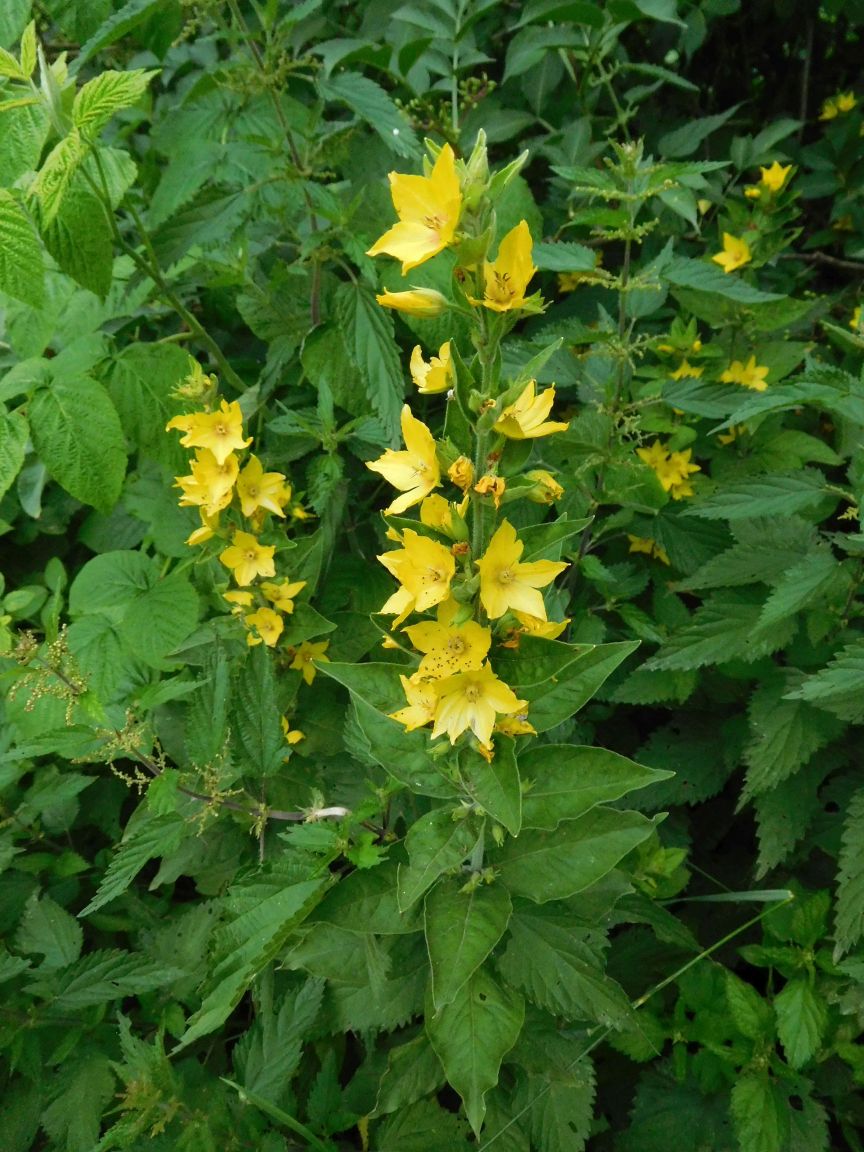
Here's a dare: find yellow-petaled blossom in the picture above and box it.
[431,663,528,748]
[851,305,862,332]
[720,356,769,392]
[174,449,239,515]
[744,186,762,200]
[476,519,567,620]
[236,456,291,518]
[187,508,221,547]
[637,441,701,501]
[389,674,439,732]
[837,92,857,112]
[493,380,569,439]
[474,475,506,509]
[219,530,276,586]
[420,494,468,540]
[166,399,252,465]
[245,606,284,648]
[378,530,455,614]
[281,716,304,745]
[495,714,537,738]
[367,143,462,273]
[260,579,306,613]
[224,589,254,613]
[375,288,449,316]
[448,456,474,491]
[411,342,454,394]
[627,536,671,565]
[821,93,856,120]
[379,585,415,628]
[404,603,492,679]
[468,220,537,312]
[759,162,792,192]
[290,640,330,686]
[524,470,564,504]
[711,233,751,274]
[367,405,441,515]
[669,360,703,380]
[511,611,570,640]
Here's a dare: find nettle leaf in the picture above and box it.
[0,188,43,306]
[787,637,864,723]
[725,971,774,1042]
[774,977,827,1070]
[758,551,841,629]
[27,949,185,1010]
[754,757,832,878]
[14,892,82,970]
[688,470,833,521]
[516,1062,597,1152]
[40,1049,115,1152]
[426,967,524,1136]
[72,69,157,136]
[374,1098,473,1151]
[834,787,864,960]
[519,745,673,829]
[232,644,284,776]
[494,808,662,902]
[397,809,478,912]
[80,811,185,916]
[29,376,127,513]
[499,905,631,1026]
[425,878,512,1010]
[312,860,422,935]
[233,977,324,1106]
[678,516,818,592]
[337,281,405,443]
[731,1072,789,1152]
[0,406,28,500]
[619,1067,736,1152]
[663,256,783,303]
[328,933,428,1036]
[318,71,421,159]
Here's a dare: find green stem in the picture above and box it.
[220,1079,334,1152]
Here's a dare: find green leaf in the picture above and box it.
[834,787,864,959]
[658,106,740,157]
[425,878,512,1010]
[499,905,631,1026]
[518,1063,596,1152]
[374,1098,473,1151]
[30,130,90,225]
[72,69,157,135]
[118,568,199,667]
[14,892,82,970]
[494,808,661,902]
[0,406,28,501]
[312,860,422,935]
[458,741,521,836]
[0,188,43,306]
[232,644,284,776]
[689,470,832,521]
[75,0,168,66]
[29,376,127,512]
[664,255,784,304]
[233,977,324,1106]
[754,759,828,878]
[678,517,817,591]
[519,745,673,829]
[758,551,839,628]
[318,71,421,159]
[337,281,405,442]
[426,967,524,1136]
[725,971,774,1041]
[80,811,185,916]
[397,809,477,911]
[41,185,114,297]
[40,1050,115,1152]
[788,638,864,724]
[373,1033,447,1117]
[731,1073,789,1152]
[774,977,827,1070]
[0,0,29,49]
[27,949,185,1010]
[645,591,795,672]
[532,240,596,271]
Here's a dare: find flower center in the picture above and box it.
[464,684,480,702]
[498,567,514,585]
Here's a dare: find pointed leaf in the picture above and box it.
[425,878,512,1010]
[459,741,521,835]
[397,810,477,911]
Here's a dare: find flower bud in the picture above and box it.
[375,288,448,317]
[524,470,565,504]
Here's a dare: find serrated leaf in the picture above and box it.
[373,1033,447,1117]
[834,787,864,959]
[234,977,324,1107]
[725,971,774,1041]
[41,185,113,297]
[80,811,185,916]
[689,470,831,521]
[318,71,420,159]
[731,1073,789,1152]
[0,406,28,501]
[75,0,167,66]
[232,644,284,776]
[774,977,827,1069]
[40,1050,115,1152]
[27,949,185,1010]
[678,517,817,591]
[14,892,82,970]
[312,860,421,935]
[0,188,43,306]
[374,1098,473,1151]
[29,376,127,512]
[754,757,831,878]
[425,878,511,1010]
[521,1063,596,1152]
[758,551,839,628]
[30,130,89,225]
[645,591,795,672]
[337,281,404,442]
[72,68,157,135]
[426,967,524,1136]
[664,256,782,303]
[788,638,864,723]
[397,810,477,911]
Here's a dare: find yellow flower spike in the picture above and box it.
[236,456,291,518]
[720,356,769,391]
[375,288,449,317]
[260,579,306,614]
[244,606,284,648]
[669,360,703,380]
[469,219,537,312]
[404,603,492,680]
[744,186,762,200]
[493,379,569,439]
[430,663,528,747]
[448,456,474,492]
[410,341,454,394]
[367,143,462,273]
[290,640,330,686]
[420,494,467,540]
[524,470,565,504]
[665,450,701,500]
[378,529,456,614]
[476,519,567,620]
[819,97,838,120]
[166,399,252,465]
[389,674,439,732]
[473,475,506,509]
[218,530,276,586]
[711,233,752,274]
[759,162,792,193]
[636,440,670,472]
[366,405,441,515]
[174,449,239,515]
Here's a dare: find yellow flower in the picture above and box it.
[224,589,254,613]
[851,305,862,332]
[820,97,838,120]
[627,536,670,565]
[637,441,701,501]
[404,603,491,679]
[245,606,284,648]
[759,162,792,192]
[219,530,276,586]
[291,502,313,521]
[525,470,564,504]
[431,663,528,748]
[744,186,762,200]
[260,579,306,613]
[389,674,439,732]
[636,440,669,472]
[473,474,506,509]
[378,529,455,614]
[711,233,751,274]
[236,456,291,518]
[186,507,221,546]
[511,611,570,640]
[166,399,252,465]
[290,639,330,686]
[717,424,746,446]
[281,716,304,745]
[669,360,703,380]
[558,272,581,293]
[837,92,857,114]
[410,342,454,394]
[448,456,474,492]
[367,143,462,273]
[420,494,468,540]
[469,220,537,312]
[366,405,441,515]
[493,380,568,439]
[174,449,239,515]
[476,519,567,620]
[495,714,536,738]
[375,288,448,317]
[720,356,769,391]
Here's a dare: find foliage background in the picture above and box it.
[1,1,864,1150]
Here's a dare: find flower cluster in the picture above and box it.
[819,91,857,121]
[637,440,701,501]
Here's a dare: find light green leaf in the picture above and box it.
[532,240,596,271]
[725,971,774,1041]
[458,741,521,836]
[519,745,673,829]
[72,69,157,135]
[0,406,28,501]
[117,568,199,667]
[109,343,192,465]
[425,878,512,1010]
[14,892,82,970]
[426,967,524,1136]
[731,1073,789,1152]
[0,188,43,306]
[318,71,421,159]
[30,130,89,225]
[494,808,662,902]
[41,185,113,297]
[397,809,477,911]
[774,977,827,1069]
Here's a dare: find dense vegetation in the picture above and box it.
[1,2,863,1149]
